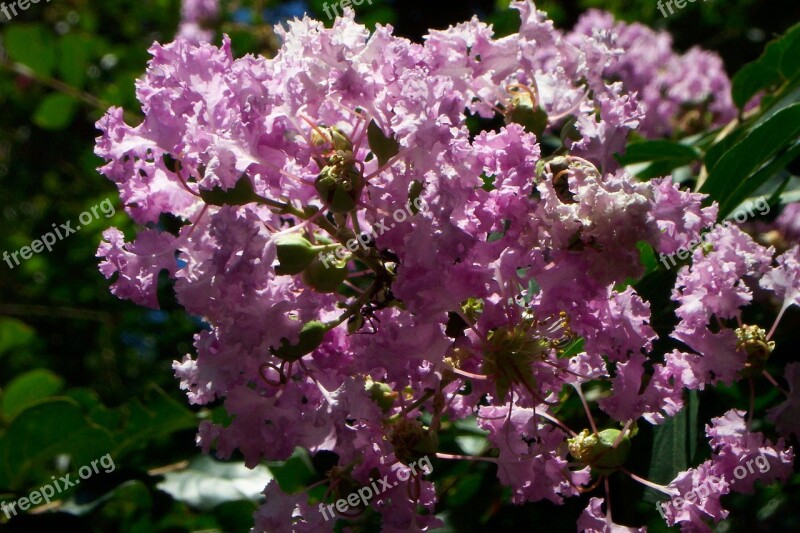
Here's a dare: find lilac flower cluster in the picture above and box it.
[94,2,798,531]
[569,10,735,137]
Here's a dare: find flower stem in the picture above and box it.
[621,468,677,496]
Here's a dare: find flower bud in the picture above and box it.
[315,161,365,214]
[302,256,348,293]
[736,324,775,377]
[505,91,548,138]
[568,428,631,476]
[271,320,328,362]
[367,380,398,412]
[311,126,353,152]
[199,175,263,206]
[275,234,318,275]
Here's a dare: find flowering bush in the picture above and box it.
[94,1,800,531]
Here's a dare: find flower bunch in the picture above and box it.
[95,2,799,531]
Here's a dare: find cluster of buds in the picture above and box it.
[736,324,776,378]
[312,127,366,214]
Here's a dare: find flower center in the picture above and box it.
[736,324,775,377]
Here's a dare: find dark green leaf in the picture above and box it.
[33,94,79,130]
[445,472,484,506]
[109,385,198,457]
[215,500,259,533]
[646,391,699,492]
[731,23,800,108]
[268,450,317,494]
[704,128,746,174]
[58,33,92,88]
[616,141,700,179]
[4,24,57,77]
[1,369,64,420]
[780,24,800,80]
[0,399,115,489]
[0,318,35,357]
[718,141,800,218]
[700,103,800,210]
[616,140,700,166]
[367,119,400,166]
[732,62,781,110]
[637,241,658,277]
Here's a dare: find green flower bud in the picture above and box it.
[505,92,548,138]
[311,126,353,152]
[271,320,328,362]
[315,162,365,214]
[199,175,264,206]
[568,428,631,476]
[367,381,398,412]
[275,234,318,275]
[302,256,348,293]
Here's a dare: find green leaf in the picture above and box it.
[157,456,272,510]
[33,94,79,130]
[704,128,746,174]
[64,387,123,430]
[780,27,800,79]
[267,449,317,494]
[559,338,585,359]
[0,318,35,357]
[3,24,57,77]
[645,391,699,500]
[616,140,700,179]
[616,140,700,167]
[445,472,484,506]
[58,33,92,89]
[0,399,115,489]
[367,119,400,166]
[718,142,800,218]
[700,103,800,212]
[637,241,658,277]
[732,63,781,110]
[215,500,260,533]
[109,385,198,457]
[731,23,800,108]
[1,369,64,420]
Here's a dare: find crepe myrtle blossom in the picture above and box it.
[94,2,798,531]
[652,410,793,532]
[568,9,735,138]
